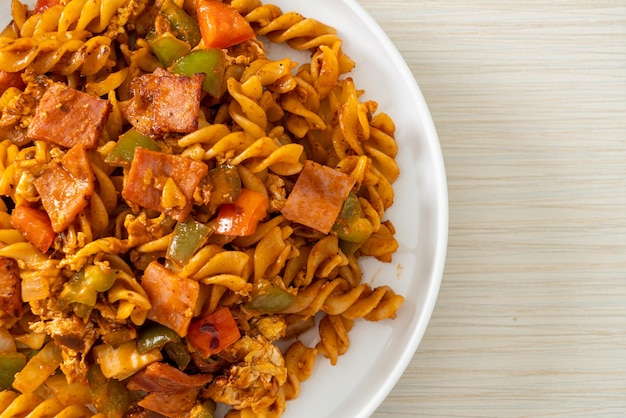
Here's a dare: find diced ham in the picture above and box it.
[27,83,111,149]
[280,160,356,234]
[122,147,208,222]
[137,387,200,416]
[34,145,95,232]
[123,68,203,137]
[0,257,21,319]
[126,362,212,392]
[0,71,25,96]
[141,261,200,337]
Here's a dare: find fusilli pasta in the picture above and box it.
[0,0,405,416]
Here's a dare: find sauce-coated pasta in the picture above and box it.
[0,0,404,416]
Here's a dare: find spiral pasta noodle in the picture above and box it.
[0,390,97,418]
[0,0,405,416]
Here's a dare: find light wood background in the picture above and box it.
[360,1,626,417]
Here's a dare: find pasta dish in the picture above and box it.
[0,0,404,416]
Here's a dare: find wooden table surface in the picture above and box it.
[360,1,626,417]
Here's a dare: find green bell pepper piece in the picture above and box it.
[105,128,160,167]
[163,340,191,371]
[170,49,226,98]
[88,364,132,418]
[249,282,295,313]
[207,164,241,214]
[58,265,117,310]
[335,217,374,243]
[167,219,211,264]
[146,0,201,67]
[149,33,192,67]
[159,0,201,48]
[332,192,374,254]
[190,399,217,418]
[0,351,26,390]
[136,323,180,355]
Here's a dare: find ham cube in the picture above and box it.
[137,387,200,417]
[281,160,356,234]
[123,68,203,137]
[141,261,199,338]
[34,145,94,232]
[27,83,110,149]
[126,362,213,392]
[122,147,208,222]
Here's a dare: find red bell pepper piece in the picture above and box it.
[215,188,267,236]
[196,0,255,48]
[10,206,55,252]
[187,306,240,358]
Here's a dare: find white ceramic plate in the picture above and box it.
[0,1,448,417]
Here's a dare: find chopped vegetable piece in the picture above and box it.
[0,257,21,320]
[146,12,188,66]
[187,306,240,358]
[196,0,255,49]
[141,261,200,337]
[0,328,16,352]
[122,147,208,222]
[189,400,217,418]
[167,219,211,264]
[249,282,295,313]
[10,206,55,253]
[93,340,163,380]
[207,164,240,214]
[136,323,181,354]
[34,144,95,232]
[215,188,267,236]
[12,341,62,393]
[281,160,356,234]
[88,364,132,418]
[44,373,92,407]
[0,352,26,390]
[149,33,192,67]
[57,264,117,311]
[332,192,374,254]
[27,83,110,149]
[104,128,160,167]
[163,340,191,370]
[160,0,201,47]
[124,68,204,137]
[170,49,226,98]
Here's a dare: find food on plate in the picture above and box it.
[0,0,404,415]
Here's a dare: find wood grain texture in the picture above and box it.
[358,1,626,417]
